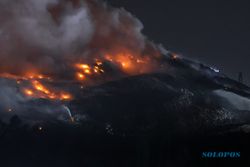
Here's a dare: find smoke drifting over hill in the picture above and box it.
[0,0,161,76]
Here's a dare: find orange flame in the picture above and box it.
[24,89,34,96]
[104,52,150,73]
[0,51,156,102]
[77,72,86,80]
[75,61,105,81]
[22,79,72,101]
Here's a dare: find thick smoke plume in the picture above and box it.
[0,0,164,123]
[0,0,160,76]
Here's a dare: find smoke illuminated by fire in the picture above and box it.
[0,0,166,103]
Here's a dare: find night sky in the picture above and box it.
[107,0,250,85]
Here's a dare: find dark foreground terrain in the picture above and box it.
[1,56,250,167]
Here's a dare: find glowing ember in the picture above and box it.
[38,126,43,131]
[60,93,72,100]
[77,73,86,80]
[24,89,34,96]
[32,80,50,94]
[96,61,102,66]
[75,61,105,81]
[170,53,178,60]
[76,64,90,70]
[84,69,91,74]
[105,55,113,62]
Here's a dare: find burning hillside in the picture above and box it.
[0,50,166,102]
[0,0,166,103]
[1,0,248,123]
[0,1,250,167]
